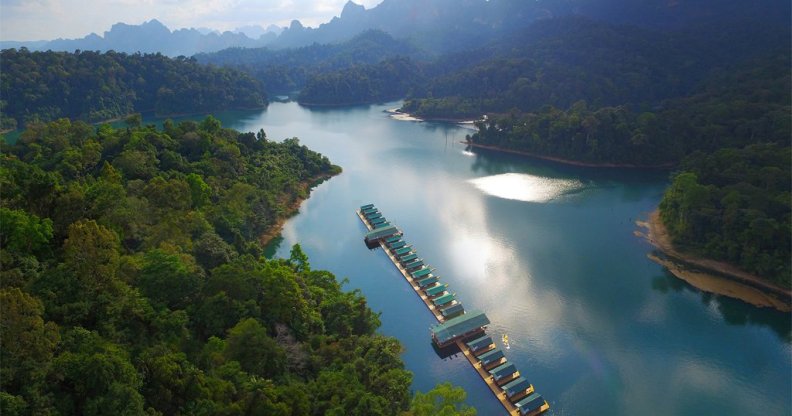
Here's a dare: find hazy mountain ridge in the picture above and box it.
[4,0,787,57]
[1,19,277,57]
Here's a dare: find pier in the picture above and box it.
[357,204,550,416]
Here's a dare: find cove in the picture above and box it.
[193,101,789,415]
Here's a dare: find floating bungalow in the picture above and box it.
[514,393,549,416]
[440,302,465,319]
[465,334,495,354]
[430,310,490,348]
[477,347,506,369]
[424,283,448,297]
[416,275,439,288]
[502,376,534,401]
[489,363,519,385]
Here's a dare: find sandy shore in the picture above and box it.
[466,142,675,169]
[636,210,791,312]
[386,108,481,124]
[259,173,336,247]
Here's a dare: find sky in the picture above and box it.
[0,0,384,41]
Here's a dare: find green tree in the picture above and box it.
[406,382,477,416]
[0,207,53,255]
[49,328,145,416]
[0,288,60,401]
[224,318,286,379]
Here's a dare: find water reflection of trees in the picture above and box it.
[651,268,791,343]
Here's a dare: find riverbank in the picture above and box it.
[636,210,791,312]
[259,172,338,247]
[466,141,675,169]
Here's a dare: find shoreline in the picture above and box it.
[1,105,269,136]
[466,142,675,169]
[637,210,791,312]
[259,172,337,247]
[386,108,482,124]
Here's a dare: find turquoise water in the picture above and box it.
[206,102,789,414]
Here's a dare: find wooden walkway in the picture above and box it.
[357,210,524,416]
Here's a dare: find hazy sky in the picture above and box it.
[0,0,384,41]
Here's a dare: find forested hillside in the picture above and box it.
[196,30,422,94]
[402,17,788,118]
[465,54,790,165]
[659,145,791,288]
[297,57,420,105]
[0,118,474,415]
[0,49,266,130]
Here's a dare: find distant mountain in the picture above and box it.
[268,0,790,52]
[3,19,276,57]
[234,24,284,39]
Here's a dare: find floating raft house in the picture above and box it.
[440,302,465,319]
[514,393,549,415]
[478,347,505,368]
[425,284,448,297]
[466,334,495,353]
[489,363,519,383]
[430,310,490,348]
[357,204,549,415]
[502,376,533,400]
[416,275,439,287]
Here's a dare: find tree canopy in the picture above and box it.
[0,49,267,130]
[0,118,475,415]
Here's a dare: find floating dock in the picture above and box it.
[357,204,550,416]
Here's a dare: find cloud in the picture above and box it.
[0,0,384,41]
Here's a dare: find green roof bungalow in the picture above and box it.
[404,259,424,270]
[424,283,448,297]
[502,376,533,401]
[488,363,518,384]
[394,246,412,255]
[411,267,433,278]
[364,225,400,248]
[399,253,418,263]
[477,347,505,368]
[514,393,549,415]
[360,203,374,210]
[366,213,383,222]
[386,236,403,244]
[432,293,455,307]
[362,207,378,215]
[370,217,387,225]
[416,275,439,287]
[374,222,391,229]
[465,334,494,353]
[388,241,407,250]
[430,310,490,348]
[440,303,465,319]
[364,210,381,218]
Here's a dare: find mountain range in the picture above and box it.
[0,19,278,57]
[4,0,788,56]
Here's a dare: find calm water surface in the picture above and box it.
[216,102,790,415]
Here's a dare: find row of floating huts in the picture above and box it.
[358,203,550,416]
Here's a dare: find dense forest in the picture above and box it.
[196,30,422,95]
[0,118,475,415]
[466,53,790,165]
[401,17,789,118]
[659,145,791,288]
[297,57,420,105]
[0,49,266,130]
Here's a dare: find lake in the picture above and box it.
[201,102,789,415]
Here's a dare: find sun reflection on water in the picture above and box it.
[468,172,584,202]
